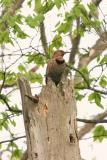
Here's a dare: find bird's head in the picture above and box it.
[52,50,65,58]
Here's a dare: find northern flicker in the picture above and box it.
[46,50,66,85]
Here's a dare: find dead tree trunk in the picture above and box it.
[18,77,81,160]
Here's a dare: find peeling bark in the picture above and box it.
[19,77,81,160]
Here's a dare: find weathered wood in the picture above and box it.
[19,77,81,160]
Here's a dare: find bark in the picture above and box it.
[18,77,81,160]
[40,22,48,57]
[1,0,25,16]
[69,0,102,64]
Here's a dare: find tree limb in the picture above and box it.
[0,69,6,93]
[92,0,102,6]
[0,135,26,144]
[77,118,107,123]
[0,94,22,113]
[78,109,107,139]
[69,0,102,64]
[75,32,107,84]
[2,0,25,16]
[40,22,48,57]
[69,18,81,64]
[79,32,107,67]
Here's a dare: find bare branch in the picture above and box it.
[0,82,17,88]
[75,32,107,84]
[81,134,107,141]
[69,0,102,64]
[69,18,81,64]
[80,33,107,67]
[40,22,48,57]
[78,109,107,139]
[0,135,26,144]
[77,118,107,123]
[68,64,107,95]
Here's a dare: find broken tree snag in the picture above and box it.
[18,77,81,160]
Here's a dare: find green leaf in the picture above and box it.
[1,0,14,7]
[10,104,21,114]
[10,119,16,127]
[72,26,85,38]
[57,21,71,34]
[5,71,17,85]
[80,67,88,75]
[93,125,107,142]
[88,2,97,15]
[100,55,107,64]
[34,0,42,13]
[51,34,63,49]
[0,119,4,130]
[9,14,23,25]
[27,0,32,7]
[17,31,28,39]
[8,142,18,149]
[41,1,54,14]
[54,0,62,9]
[88,92,103,108]
[0,31,11,44]
[79,67,89,83]
[25,16,36,28]
[11,149,22,159]
[0,94,9,104]
[13,24,28,39]
[75,92,85,101]
[3,121,8,130]
[18,64,26,73]
[99,76,107,88]
[27,72,43,84]
[26,14,44,28]
[74,3,89,18]
[27,53,45,66]
[0,71,4,80]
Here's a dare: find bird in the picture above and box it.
[46,50,66,86]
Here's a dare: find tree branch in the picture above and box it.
[77,118,107,123]
[69,18,81,64]
[78,109,107,139]
[79,33,107,67]
[0,94,22,113]
[69,0,102,64]
[92,0,102,6]
[40,22,48,57]
[67,64,107,95]
[0,69,6,93]
[75,85,107,95]
[75,32,107,84]
[2,0,25,16]
[0,135,26,144]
